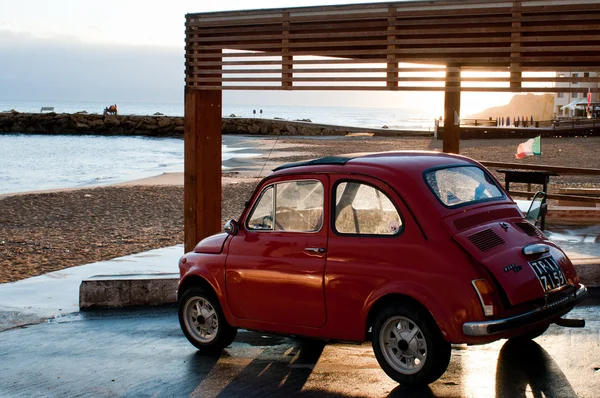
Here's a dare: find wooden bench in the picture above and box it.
[557,188,600,207]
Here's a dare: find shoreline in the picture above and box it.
[2,134,600,198]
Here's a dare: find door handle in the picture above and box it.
[304,247,326,254]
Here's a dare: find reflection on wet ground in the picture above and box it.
[1,303,599,397]
[545,224,600,258]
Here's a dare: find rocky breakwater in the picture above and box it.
[0,112,429,137]
[0,111,185,136]
[223,117,429,137]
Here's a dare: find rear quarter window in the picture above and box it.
[425,165,503,208]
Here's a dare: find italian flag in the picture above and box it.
[515,136,541,159]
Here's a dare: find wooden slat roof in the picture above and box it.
[185,0,600,92]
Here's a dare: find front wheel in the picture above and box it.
[372,304,451,385]
[179,286,237,354]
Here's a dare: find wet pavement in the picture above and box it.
[1,300,599,397]
[545,224,600,259]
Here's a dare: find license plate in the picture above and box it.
[529,256,567,293]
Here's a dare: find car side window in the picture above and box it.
[275,180,323,232]
[247,180,324,232]
[334,181,402,235]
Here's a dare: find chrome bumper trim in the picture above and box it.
[463,284,587,336]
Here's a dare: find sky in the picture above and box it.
[0,0,517,116]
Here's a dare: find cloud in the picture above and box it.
[0,30,184,103]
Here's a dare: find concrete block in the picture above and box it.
[574,263,600,288]
[79,273,179,310]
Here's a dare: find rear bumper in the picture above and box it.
[463,284,588,336]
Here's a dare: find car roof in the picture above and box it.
[272,151,476,175]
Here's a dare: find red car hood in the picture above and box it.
[193,233,229,254]
[452,220,579,306]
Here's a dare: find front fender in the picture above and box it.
[177,253,235,324]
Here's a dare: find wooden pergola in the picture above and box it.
[184,0,600,251]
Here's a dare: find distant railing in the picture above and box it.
[459,117,598,129]
[553,117,598,129]
[461,118,498,127]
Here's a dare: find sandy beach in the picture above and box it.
[1,135,599,283]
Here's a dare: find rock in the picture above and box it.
[296,118,312,123]
[285,123,298,135]
[153,112,164,116]
[88,119,104,129]
[138,123,159,131]
[229,114,237,117]
[104,116,121,126]
[248,124,261,134]
[75,111,89,114]
[157,118,171,128]
[76,122,90,130]
[382,125,389,129]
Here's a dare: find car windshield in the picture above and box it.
[425,166,503,207]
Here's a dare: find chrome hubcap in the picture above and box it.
[380,316,427,374]
[184,296,219,343]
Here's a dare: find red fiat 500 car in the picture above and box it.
[177,151,587,385]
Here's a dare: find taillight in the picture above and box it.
[472,279,495,317]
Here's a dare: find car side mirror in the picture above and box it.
[526,191,546,226]
[224,219,239,235]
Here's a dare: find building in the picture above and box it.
[554,71,600,117]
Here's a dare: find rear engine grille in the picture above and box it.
[468,229,505,252]
[453,208,521,232]
[514,221,546,238]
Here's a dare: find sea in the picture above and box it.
[0,100,436,195]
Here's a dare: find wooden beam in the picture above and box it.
[480,162,600,175]
[443,65,461,154]
[184,89,223,252]
[509,190,600,203]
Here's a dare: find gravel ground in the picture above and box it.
[1,135,598,283]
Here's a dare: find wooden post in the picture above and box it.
[443,65,461,154]
[184,90,222,252]
[282,12,292,89]
[510,1,522,92]
[386,6,398,90]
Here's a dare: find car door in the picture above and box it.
[225,175,329,328]
[323,175,430,337]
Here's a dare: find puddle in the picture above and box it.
[545,225,600,258]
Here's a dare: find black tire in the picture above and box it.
[509,323,550,343]
[371,303,451,385]
[178,286,237,354]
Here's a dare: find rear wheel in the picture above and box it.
[372,303,451,385]
[179,286,237,354]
